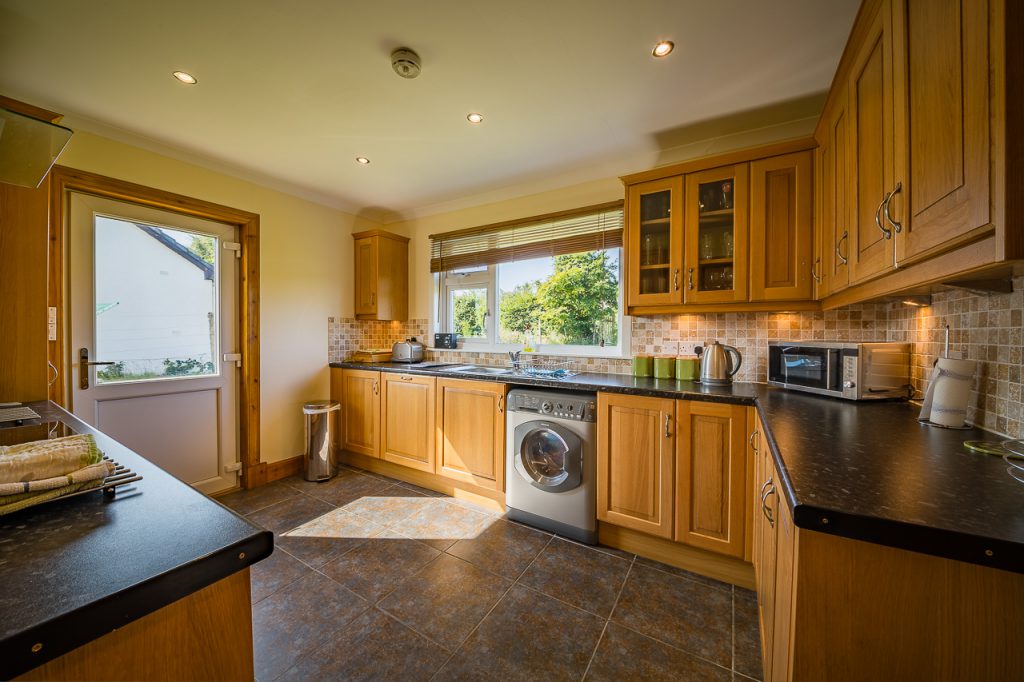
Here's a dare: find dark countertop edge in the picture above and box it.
[332,361,1024,574]
[2,529,273,680]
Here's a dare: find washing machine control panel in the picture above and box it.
[508,391,597,422]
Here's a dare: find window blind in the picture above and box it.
[429,200,624,273]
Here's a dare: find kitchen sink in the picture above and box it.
[404,362,460,369]
[448,365,514,375]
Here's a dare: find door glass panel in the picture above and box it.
[521,428,570,485]
[696,178,736,294]
[638,189,672,295]
[94,215,219,384]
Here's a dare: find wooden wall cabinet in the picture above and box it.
[683,164,749,304]
[675,401,749,557]
[596,393,675,539]
[621,140,818,315]
[381,373,436,473]
[749,152,813,301]
[434,378,506,491]
[352,230,409,321]
[626,177,684,307]
[338,368,381,457]
[815,0,1015,307]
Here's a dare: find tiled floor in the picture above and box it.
[219,466,763,681]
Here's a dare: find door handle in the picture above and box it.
[663,414,671,438]
[811,258,821,284]
[372,380,379,395]
[673,269,680,291]
[761,480,776,527]
[883,181,903,234]
[836,230,849,265]
[79,347,114,390]
[687,267,694,290]
[400,375,413,381]
[497,395,504,414]
[875,190,893,239]
[749,429,759,451]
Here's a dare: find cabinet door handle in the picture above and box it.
[883,181,903,234]
[759,478,771,498]
[664,414,671,438]
[875,191,893,239]
[673,269,680,291]
[836,230,849,265]
[400,375,413,381]
[749,429,759,451]
[761,481,776,527]
[687,267,694,290]
[811,258,821,284]
[370,292,376,306]
[497,395,504,414]
[373,380,378,395]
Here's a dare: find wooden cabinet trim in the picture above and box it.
[620,138,816,186]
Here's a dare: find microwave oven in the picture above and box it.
[767,341,912,400]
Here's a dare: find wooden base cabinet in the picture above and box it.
[381,373,435,473]
[338,369,380,458]
[434,378,506,491]
[596,393,675,539]
[675,401,748,557]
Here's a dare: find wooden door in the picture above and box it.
[675,401,748,557]
[626,177,684,308]
[749,151,813,302]
[340,369,380,457]
[824,96,852,294]
[435,378,506,491]
[771,494,797,682]
[756,440,780,677]
[374,235,409,321]
[892,0,991,264]
[683,164,749,304]
[847,0,897,284]
[381,373,435,473]
[596,393,674,539]
[353,236,378,317]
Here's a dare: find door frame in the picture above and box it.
[47,166,265,489]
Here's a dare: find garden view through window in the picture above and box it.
[93,215,220,384]
[447,247,620,351]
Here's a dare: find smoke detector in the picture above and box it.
[391,48,421,79]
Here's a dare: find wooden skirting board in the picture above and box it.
[600,523,755,590]
[16,569,254,681]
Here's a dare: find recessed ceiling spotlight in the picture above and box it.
[652,41,675,58]
[172,71,198,84]
[355,156,370,165]
[467,112,484,124]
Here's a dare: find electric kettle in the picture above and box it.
[699,340,742,385]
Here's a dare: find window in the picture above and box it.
[431,201,627,356]
[437,247,626,356]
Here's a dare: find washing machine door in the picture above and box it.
[513,421,582,493]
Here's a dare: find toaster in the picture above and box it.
[391,337,424,362]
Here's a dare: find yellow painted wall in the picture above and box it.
[59,131,379,464]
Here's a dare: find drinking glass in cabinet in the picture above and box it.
[700,232,715,260]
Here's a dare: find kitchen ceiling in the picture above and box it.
[0,0,859,221]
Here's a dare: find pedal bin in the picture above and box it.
[303,400,340,482]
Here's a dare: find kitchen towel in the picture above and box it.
[0,460,114,497]
[0,479,107,516]
[918,358,977,428]
[0,434,104,484]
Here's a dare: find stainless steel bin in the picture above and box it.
[303,400,340,482]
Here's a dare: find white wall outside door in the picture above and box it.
[69,193,240,494]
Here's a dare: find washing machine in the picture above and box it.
[505,388,598,544]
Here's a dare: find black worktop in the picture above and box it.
[0,402,273,679]
[333,361,1024,573]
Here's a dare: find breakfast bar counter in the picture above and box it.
[0,401,273,680]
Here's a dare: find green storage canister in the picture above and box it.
[653,356,675,379]
[632,355,653,377]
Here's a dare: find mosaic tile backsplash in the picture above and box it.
[329,276,1023,437]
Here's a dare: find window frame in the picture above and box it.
[434,248,630,358]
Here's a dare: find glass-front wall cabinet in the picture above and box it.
[684,164,748,304]
[627,177,683,307]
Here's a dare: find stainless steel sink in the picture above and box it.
[448,365,514,375]
[404,362,460,369]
